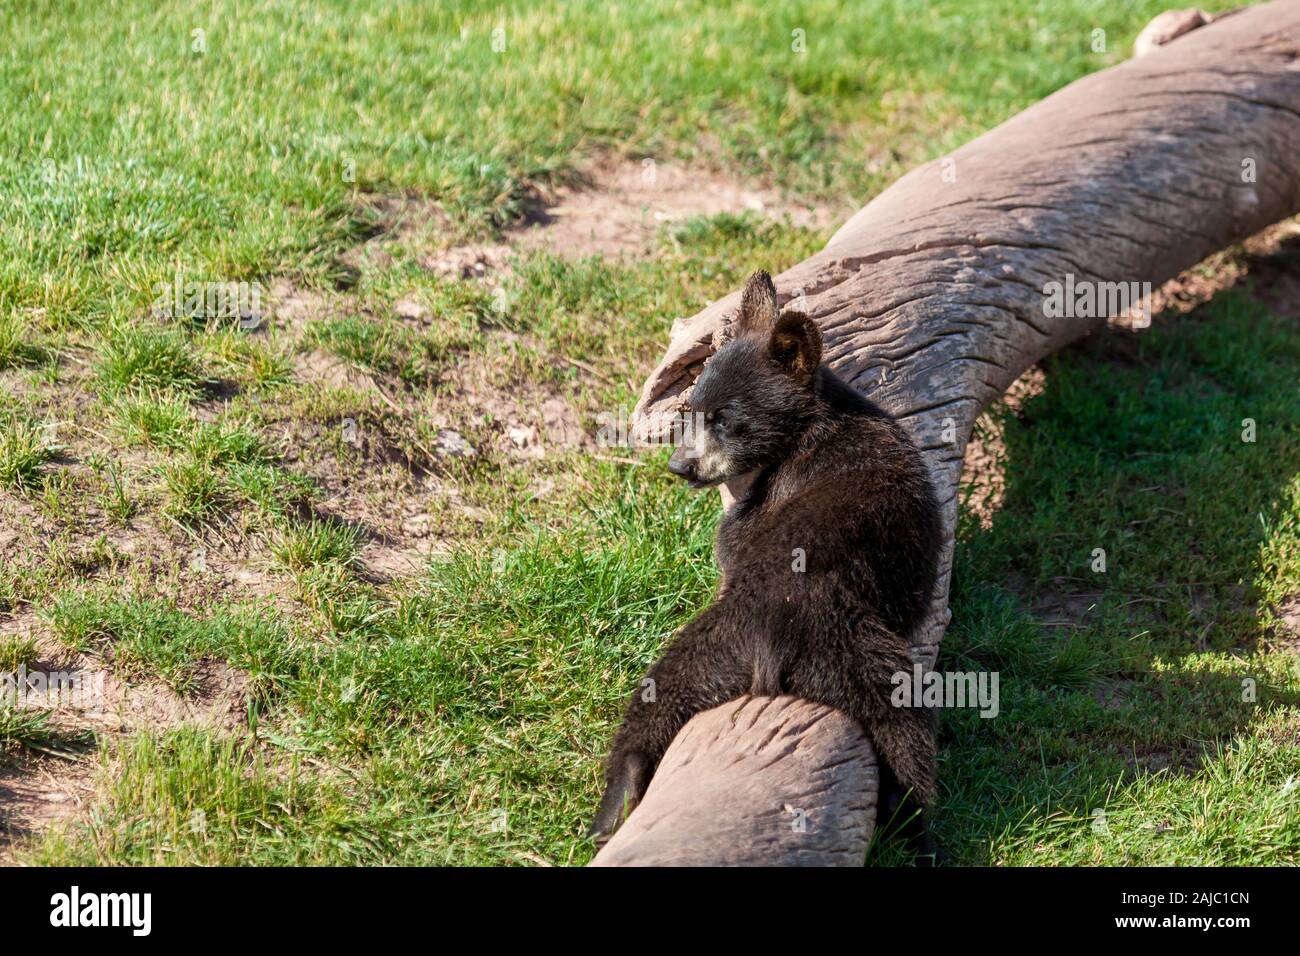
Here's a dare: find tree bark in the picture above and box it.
[599,2,1300,865]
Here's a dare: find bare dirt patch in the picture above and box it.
[1092,679,1138,713]
[6,613,252,736]
[1270,593,1300,651]
[275,344,600,578]
[85,659,249,734]
[0,756,96,865]
[0,631,252,862]
[504,157,829,257]
[960,365,1047,529]
[293,347,390,400]
[437,343,597,459]
[355,157,834,278]
[263,279,335,335]
[361,536,452,580]
[1030,589,1105,631]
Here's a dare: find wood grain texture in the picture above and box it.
[591,696,878,866]
[602,4,1300,866]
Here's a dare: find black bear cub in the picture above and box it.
[590,270,942,848]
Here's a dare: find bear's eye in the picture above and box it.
[711,408,730,430]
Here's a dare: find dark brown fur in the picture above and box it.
[590,271,941,850]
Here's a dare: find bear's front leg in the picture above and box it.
[588,747,652,844]
[588,609,750,844]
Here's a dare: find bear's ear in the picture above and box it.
[768,311,822,382]
[736,270,779,334]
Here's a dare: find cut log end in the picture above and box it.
[1133,8,1215,57]
[590,696,878,867]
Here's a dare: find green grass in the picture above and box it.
[916,296,1300,866]
[0,413,53,492]
[202,329,294,392]
[303,315,449,385]
[0,706,60,764]
[0,312,45,370]
[159,458,230,526]
[44,592,300,696]
[0,635,39,673]
[143,416,308,526]
[97,324,205,396]
[272,519,363,576]
[34,729,327,866]
[2,0,1289,867]
[110,392,195,447]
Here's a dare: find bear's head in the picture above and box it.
[668,270,822,488]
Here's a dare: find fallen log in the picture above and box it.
[594,2,1300,865]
